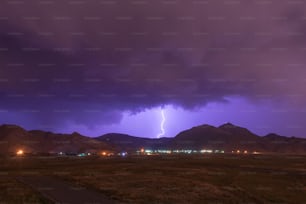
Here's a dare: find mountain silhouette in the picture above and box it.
[96,133,172,151]
[0,124,113,155]
[1,123,306,155]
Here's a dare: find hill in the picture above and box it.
[171,123,306,153]
[171,123,262,151]
[96,133,171,151]
[0,124,114,155]
[97,123,306,154]
[1,123,306,154]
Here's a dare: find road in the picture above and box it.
[17,176,118,204]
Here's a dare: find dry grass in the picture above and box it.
[0,176,51,204]
[0,155,306,203]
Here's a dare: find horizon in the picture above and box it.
[1,120,301,140]
[2,101,304,138]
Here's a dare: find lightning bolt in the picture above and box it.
[157,109,166,138]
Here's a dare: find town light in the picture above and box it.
[17,150,24,156]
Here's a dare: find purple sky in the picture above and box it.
[1,0,306,138]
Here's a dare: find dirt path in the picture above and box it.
[17,176,118,204]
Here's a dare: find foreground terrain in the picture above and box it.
[0,154,305,203]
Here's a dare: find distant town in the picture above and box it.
[14,148,261,158]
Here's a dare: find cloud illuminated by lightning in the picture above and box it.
[157,109,166,138]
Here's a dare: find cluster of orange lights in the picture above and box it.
[16,150,24,156]
[101,151,113,156]
[232,150,248,154]
[232,150,260,154]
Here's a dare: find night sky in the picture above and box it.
[1,0,306,138]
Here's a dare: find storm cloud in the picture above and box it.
[1,0,306,131]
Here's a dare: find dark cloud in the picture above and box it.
[1,0,306,129]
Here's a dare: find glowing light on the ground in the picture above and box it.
[157,109,166,138]
[16,149,24,156]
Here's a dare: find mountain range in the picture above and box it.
[0,124,114,155]
[1,123,306,155]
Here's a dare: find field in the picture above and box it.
[0,154,306,204]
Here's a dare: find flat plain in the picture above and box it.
[0,154,305,204]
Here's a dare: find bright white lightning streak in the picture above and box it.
[157,110,166,138]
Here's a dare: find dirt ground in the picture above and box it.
[0,154,305,203]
